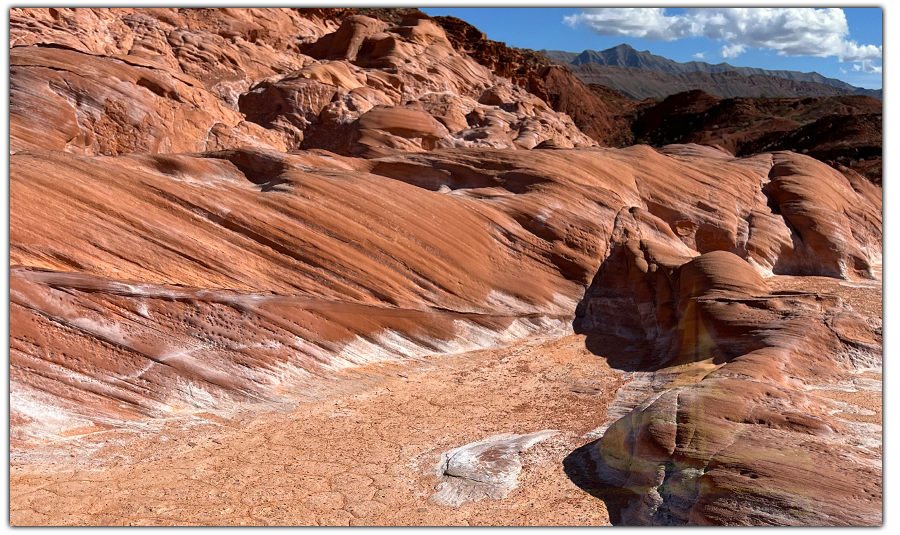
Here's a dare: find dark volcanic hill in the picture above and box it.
[542,44,881,99]
[629,90,882,183]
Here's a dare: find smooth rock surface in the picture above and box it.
[430,431,559,506]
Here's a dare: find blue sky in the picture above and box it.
[421,8,882,89]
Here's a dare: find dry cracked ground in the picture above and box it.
[11,335,622,526]
[9,273,880,526]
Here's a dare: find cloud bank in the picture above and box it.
[563,8,881,63]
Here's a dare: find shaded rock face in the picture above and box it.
[536,66,634,147]
[430,431,559,506]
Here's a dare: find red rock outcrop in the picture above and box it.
[434,15,552,91]
[11,144,880,444]
[9,8,338,155]
[11,8,593,159]
[8,8,883,527]
[561,147,881,525]
[10,45,284,155]
[536,66,635,147]
[434,15,637,147]
[238,14,594,154]
[10,7,337,97]
[571,249,881,525]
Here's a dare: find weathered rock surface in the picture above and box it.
[244,14,594,154]
[10,8,594,158]
[9,334,623,526]
[430,431,559,506]
[10,45,285,155]
[10,7,337,92]
[8,7,883,527]
[435,15,553,91]
[10,144,880,446]
[9,7,338,155]
[536,65,635,147]
[434,15,636,148]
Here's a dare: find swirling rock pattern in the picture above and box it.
[9,7,881,527]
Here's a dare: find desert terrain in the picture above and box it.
[9,8,882,526]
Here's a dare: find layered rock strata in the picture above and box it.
[8,8,882,527]
[11,144,880,445]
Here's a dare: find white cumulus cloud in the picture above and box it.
[692,52,705,59]
[840,42,883,62]
[563,7,692,40]
[853,59,882,73]
[564,8,881,62]
[721,44,745,58]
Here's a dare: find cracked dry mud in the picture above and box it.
[10,335,623,526]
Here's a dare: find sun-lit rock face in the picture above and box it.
[10,8,595,159]
[10,143,880,444]
[10,46,287,155]
[9,7,337,88]
[8,8,882,527]
[9,7,336,155]
[240,14,595,155]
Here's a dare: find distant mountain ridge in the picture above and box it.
[541,44,881,99]
[570,64,864,101]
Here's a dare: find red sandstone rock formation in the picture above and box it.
[433,15,636,147]
[8,8,882,527]
[11,8,594,159]
[571,250,881,525]
[11,144,880,440]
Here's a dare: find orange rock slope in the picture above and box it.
[9,7,882,527]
